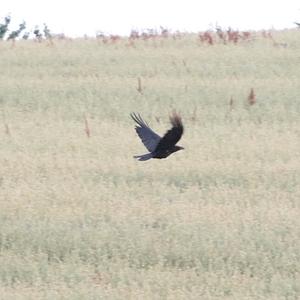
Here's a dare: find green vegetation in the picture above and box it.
[0,30,300,299]
[0,15,51,41]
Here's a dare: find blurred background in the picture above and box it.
[2,0,300,37]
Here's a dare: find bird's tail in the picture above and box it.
[133,153,153,161]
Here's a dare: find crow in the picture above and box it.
[131,112,184,161]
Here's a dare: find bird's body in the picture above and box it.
[131,112,184,161]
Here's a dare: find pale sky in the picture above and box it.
[2,0,300,37]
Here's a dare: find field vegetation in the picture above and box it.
[0,29,300,299]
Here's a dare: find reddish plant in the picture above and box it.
[204,31,214,45]
[216,27,227,44]
[84,115,91,138]
[229,96,234,110]
[129,30,139,40]
[4,123,10,136]
[137,77,143,94]
[110,35,121,43]
[248,88,256,105]
[199,31,214,45]
[242,31,251,40]
[227,29,240,44]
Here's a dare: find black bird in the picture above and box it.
[131,112,184,161]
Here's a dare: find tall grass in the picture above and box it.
[0,30,300,299]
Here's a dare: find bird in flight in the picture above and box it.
[131,112,184,161]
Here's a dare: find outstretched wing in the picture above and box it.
[131,113,161,152]
[155,112,184,151]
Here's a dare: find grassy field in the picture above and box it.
[0,30,300,299]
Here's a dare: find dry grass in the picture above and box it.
[0,30,300,299]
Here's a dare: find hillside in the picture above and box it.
[0,30,300,299]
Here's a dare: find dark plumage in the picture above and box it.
[131,112,184,161]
